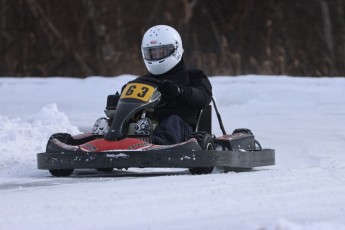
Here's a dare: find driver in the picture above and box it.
[137,25,213,145]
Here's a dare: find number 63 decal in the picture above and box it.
[121,83,155,102]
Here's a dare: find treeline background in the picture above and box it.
[1,0,344,77]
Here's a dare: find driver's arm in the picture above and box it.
[177,70,212,109]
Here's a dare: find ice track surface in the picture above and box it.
[0,75,345,230]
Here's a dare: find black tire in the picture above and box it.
[189,133,214,175]
[189,167,214,175]
[46,133,75,153]
[49,169,74,177]
[46,133,74,152]
[48,133,73,144]
[232,128,253,135]
[254,139,263,151]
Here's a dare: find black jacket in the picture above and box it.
[140,60,212,126]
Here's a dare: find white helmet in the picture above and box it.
[141,25,184,75]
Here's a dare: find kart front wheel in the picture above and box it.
[49,169,74,177]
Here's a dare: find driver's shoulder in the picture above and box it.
[186,68,208,78]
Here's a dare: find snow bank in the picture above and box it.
[0,104,80,177]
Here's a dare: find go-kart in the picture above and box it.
[37,77,275,176]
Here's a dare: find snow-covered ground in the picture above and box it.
[0,75,344,230]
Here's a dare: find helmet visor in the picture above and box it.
[143,44,176,61]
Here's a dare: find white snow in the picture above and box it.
[0,75,345,230]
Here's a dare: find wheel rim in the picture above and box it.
[205,142,213,150]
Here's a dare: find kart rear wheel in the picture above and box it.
[254,139,263,151]
[49,169,74,177]
[189,133,214,175]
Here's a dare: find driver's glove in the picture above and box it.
[159,80,184,98]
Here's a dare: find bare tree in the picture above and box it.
[0,0,344,77]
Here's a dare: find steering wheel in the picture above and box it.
[133,76,162,86]
[131,77,169,109]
